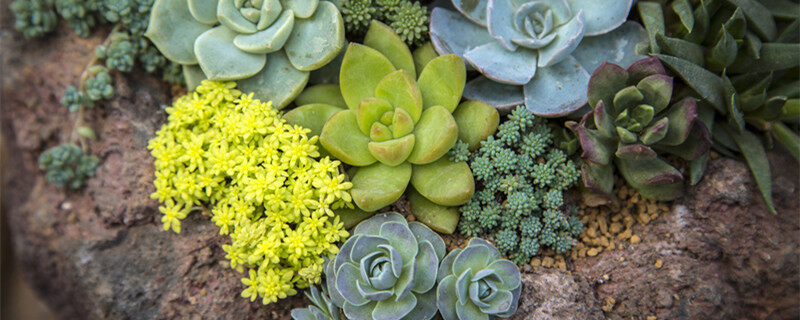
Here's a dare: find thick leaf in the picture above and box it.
[283,103,344,138]
[437,275,459,320]
[760,0,800,20]
[537,12,585,67]
[284,1,345,71]
[336,207,375,229]
[320,110,377,166]
[182,64,206,91]
[365,20,416,78]
[456,300,489,320]
[626,55,666,84]
[655,54,726,113]
[402,288,438,320]
[567,0,633,36]
[368,135,416,166]
[188,0,218,25]
[636,74,673,113]
[524,56,590,117]
[485,0,525,51]
[375,70,424,122]
[572,21,649,73]
[430,7,496,58]
[412,241,439,293]
[407,222,447,261]
[351,162,412,211]
[462,76,525,110]
[281,0,319,19]
[343,301,378,320]
[728,43,800,74]
[353,212,409,236]
[671,0,693,33]
[637,1,665,53]
[567,119,613,165]
[579,159,615,206]
[413,42,439,76]
[706,26,739,71]
[772,122,800,161]
[453,0,489,26]
[721,124,777,214]
[295,84,346,109]
[195,26,267,80]
[340,43,397,110]
[463,42,537,86]
[233,10,294,54]
[407,106,459,164]
[236,50,309,109]
[407,188,460,234]
[146,0,212,64]
[727,0,778,41]
[337,262,369,306]
[656,34,704,66]
[417,55,467,112]
[357,97,394,135]
[452,100,500,151]
[587,62,629,112]
[615,156,684,201]
[410,157,475,206]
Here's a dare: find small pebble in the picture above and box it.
[654,259,663,269]
[601,298,616,312]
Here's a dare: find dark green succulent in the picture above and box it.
[638,0,800,214]
[38,144,100,189]
[10,0,58,39]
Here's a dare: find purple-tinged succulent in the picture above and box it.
[566,57,712,204]
[436,238,521,320]
[430,0,648,116]
[325,212,446,320]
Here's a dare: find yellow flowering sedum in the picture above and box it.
[148,81,353,304]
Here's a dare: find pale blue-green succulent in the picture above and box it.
[325,212,446,320]
[145,0,345,108]
[436,238,521,320]
[291,285,343,320]
[430,0,647,116]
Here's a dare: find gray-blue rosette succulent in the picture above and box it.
[325,212,447,320]
[437,238,521,320]
[145,0,345,108]
[430,0,648,116]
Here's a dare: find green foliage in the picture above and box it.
[324,212,446,320]
[334,0,429,47]
[96,32,135,72]
[447,140,470,163]
[61,86,87,113]
[291,284,343,320]
[638,0,800,214]
[148,81,354,304]
[458,106,582,265]
[54,0,101,37]
[38,143,99,189]
[436,238,521,320]
[83,66,114,101]
[10,0,58,39]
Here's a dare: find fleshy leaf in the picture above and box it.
[357,97,394,135]
[182,64,207,91]
[453,0,489,26]
[236,50,309,109]
[365,21,417,78]
[463,41,537,86]
[281,0,318,18]
[412,241,439,293]
[567,0,633,36]
[437,275,459,320]
[655,34,704,67]
[344,301,378,320]
[572,21,649,73]
[195,26,267,80]
[485,259,520,290]
[417,55,467,112]
[485,0,523,51]
[320,110,377,166]
[284,1,345,71]
[626,56,666,84]
[375,70,423,122]
[188,0,218,25]
[408,188,460,234]
[233,10,294,54]
[353,212,408,236]
[728,43,800,74]
[462,76,525,110]
[659,98,698,146]
[655,54,726,113]
[452,100,500,151]
[456,293,490,320]
[407,106,459,164]
[524,56,590,117]
[637,1,665,54]
[350,162,412,211]
[636,74,673,113]
[408,221,447,260]
[217,0,257,34]
[413,42,439,76]
[615,156,684,201]
[283,103,344,138]
[146,0,212,64]
[430,8,496,58]
[410,157,475,206]
[727,0,777,41]
[368,135,416,166]
[452,246,490,277]
[295,84,347,109]
[537,12,585,67]
[337,262,370,306]
[587,61,629,112]
[340,44,397,110]
[567,119,613,165]
[579,159,615,205]
[380,222,419,263]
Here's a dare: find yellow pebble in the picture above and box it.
[602,298,616,312]
[630,235,641,244]
[647,316,657,320]
[655,259,663,269]
[587,247,601,257]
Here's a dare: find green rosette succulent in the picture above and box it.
[285,21,499,231]
[324,212,447,320]
[429,0,649,116]
[436,238,521,320]
[145,0,345,108]
[567,57,712,204]
[291,285,343,320]
[637,0,800,214]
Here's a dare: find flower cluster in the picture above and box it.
[148,81,354,304]
[458,106,583,265]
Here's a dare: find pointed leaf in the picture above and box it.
[671,0,693,33]
[365,20,416,78]
[237,50,309,109]
[721,124,777,214]
[772,122,800,161]
[637,1,665,53]
[407,106,459,164]
[411,157,475,206]
[656,34,704,66]
[579,159,615,205]
[728,43,800,74]
[727,0,778,41]
[340,44,397,110]
[655,54,726,113]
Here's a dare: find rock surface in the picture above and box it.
[2,4,798,320]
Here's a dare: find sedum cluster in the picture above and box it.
[456,106,583,265]
[148,80,353,304]
[37,143,99,189]
[333,0,428,46]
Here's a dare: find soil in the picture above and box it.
[2,3,798,320]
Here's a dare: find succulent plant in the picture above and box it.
[145,0,345,108]
[285,21,499,230]
[291,284,344,320]
[325,212,447,320]
[436,238,522,320]
[429,0,649,116]
[566,57,712,204]
[637,0,800,214]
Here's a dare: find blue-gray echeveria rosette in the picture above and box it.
[145,0,345,108]
[325,212,447,320]
[437,238,522,320]
[430,0,648,116]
